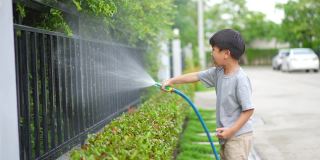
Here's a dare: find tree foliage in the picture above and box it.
[173,0,197,48]
[172,0,199,67]
[205,0,280,45]
[15,0,175,46]
[34,0,175,79]
[277,0,320,49]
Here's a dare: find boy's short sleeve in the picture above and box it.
[198,67,217,88]
[236,76,254,111]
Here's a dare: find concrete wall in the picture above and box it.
[0,0,20,159]
[249,38,290,49]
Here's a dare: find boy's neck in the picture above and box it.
[223,60,240,75]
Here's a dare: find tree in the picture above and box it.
[205,0,280,45]
[173,0,198,48]
[277,0,320,49]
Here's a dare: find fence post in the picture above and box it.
[172,28,182,77]
[0,0,20,159]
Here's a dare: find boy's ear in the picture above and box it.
[224,49,231,59]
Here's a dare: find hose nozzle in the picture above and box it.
[154,82,174,92]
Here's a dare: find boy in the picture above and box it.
[162,29,254,160]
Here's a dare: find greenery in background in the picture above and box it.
[70,85,194,159]
[277,0,320,51]
[205,0,320,57]
[173,0,199,67]
[204,0,282,65]
[205,0,280,45]
[16,2,26,19]
[36,0,175,45]
[16,0,176,77]
[195,82,214,92]
[177,109,220,160]
[39,9,73,36]
[77,0,174,78]
[245,48,278,65]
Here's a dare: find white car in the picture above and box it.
[272,49,290,70]
[281,48,319,72]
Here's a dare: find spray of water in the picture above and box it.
[93,50,156,94]
[76,13,156,94]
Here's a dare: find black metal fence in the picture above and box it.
[14,24,143,159]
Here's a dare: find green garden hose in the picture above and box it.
[154,82,220,160]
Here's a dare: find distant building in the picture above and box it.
[249,38,289,49]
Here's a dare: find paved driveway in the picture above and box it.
[246,67,320,160]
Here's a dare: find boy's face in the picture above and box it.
[211,46,230,66]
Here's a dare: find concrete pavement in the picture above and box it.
[246,67,320,160]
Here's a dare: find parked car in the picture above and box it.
[281,48,319,72]
[272,49,290,70]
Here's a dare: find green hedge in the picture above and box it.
[245,48,277,65]
[70,85,194,160]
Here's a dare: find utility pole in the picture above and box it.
[198,0,205,69]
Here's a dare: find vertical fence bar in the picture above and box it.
[92,44,98,123]
[30,32,41,158]
[88,42,94,125]
[55,36,63,145]
[106,45,111,117]
[68,38,74,140]
[85,41,89,127]
[48,35,56,150]
[95,44,100,121]
[115,47,119,113]
[107,44,111,117]
[81,39,87,134]
[94,44,99,122]
[102,45,107,118]
[61,37,69,142]
[108,45,113,114]
[89,42,94,125]
[40,33,49,153]
[77,39,84,134]
[74,40,79,136]
[23,31,32,160]
[67,38,74,139]
[110,45,115,114]
[83,41,89,129]
[113,45,117,114]
[89,43,94,124]
[103,45,108,118]
[98,44,103,121]
[15,29,24,160]
[100,44,104,120]
[70,38,78,137]
[84,41,89,128]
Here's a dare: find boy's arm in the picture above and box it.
[161,72,200,90]
[216,109,254,139]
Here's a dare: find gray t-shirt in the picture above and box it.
[198,67,254,143]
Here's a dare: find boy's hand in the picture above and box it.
[216,128,235,139]
[161,79,174,92]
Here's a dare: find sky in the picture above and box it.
[206,0,289,24]
[245,0,288,24]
